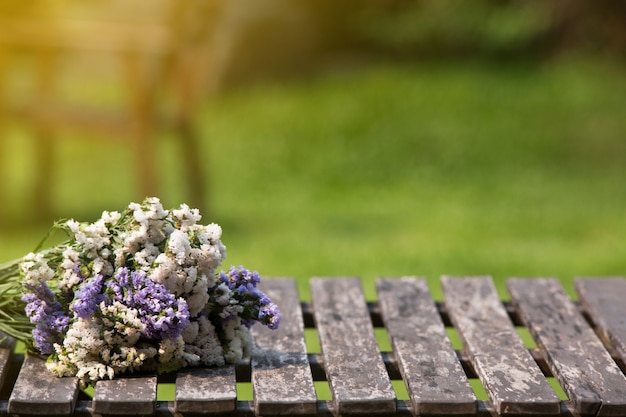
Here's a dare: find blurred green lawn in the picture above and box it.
[1,56,625,301]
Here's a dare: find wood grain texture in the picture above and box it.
[175,366,237,414]
[508,278,626,417]
[251,279,317,415]
[311,278,396,415]
[575,278,626,361]
[0,334,14,392]
[442,276,560,415]
[92,375,157,415]
[8,354,78,415]
[376,277,476,415]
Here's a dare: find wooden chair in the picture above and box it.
[0,0,221,221]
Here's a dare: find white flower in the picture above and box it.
[20,252,54,286]
[151,253,176,282]
[63,318,104,353]
[213,283,232,306]
[158,337,185,364]
[221,317,253,364]
[183,316,226,366]
[203,223,223,242]
[185,285,210,317]
[107,346,157,373]
[219,302,244,319]
[134,243,160,272]
[100,302,145,345]
[65,218,111,259]
[58,247,83,290]
[49,318,113,385]
[76,362,114,384]
[181,321,199,344]
[100,210,121,225]
[92,257,113,276]
[168,230,192,265]
[172,204,201,230]
[122,225,149,253]
[66,219,81,235]
[143,197,169,220]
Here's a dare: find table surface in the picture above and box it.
[2,276,626,417]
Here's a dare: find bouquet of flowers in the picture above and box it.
[0,197,280,386]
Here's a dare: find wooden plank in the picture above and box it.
[575,278,626,361]
[8,354,78,415]
[0,334,15,392]
[175,366,237,414]
[251,278,317,415]
[376,277,476,415]
[92,375,157,415]
[442,276,560,415]
[508,278,626,417]
[311,278,396,415]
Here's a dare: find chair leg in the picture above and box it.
[124,50,158,200]
[178,117,207,216]
[131,115,158,201]
[0,48,7,226]
[33,133,54,222]
[32,47,57,222]
[172,51,207,215]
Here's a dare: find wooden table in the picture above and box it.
[2,277,626,416]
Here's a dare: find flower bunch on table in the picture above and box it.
[0,197,280,386]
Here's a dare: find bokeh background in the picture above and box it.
[1,0,625,302]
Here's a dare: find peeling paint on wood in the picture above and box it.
[251,279,317,415]
[575,278,626,363]
[442,276,560,415]
[376,277,476,415]
[175,366,237,414]
[92,375,157,415]
[0,334,14,391]
[508,278,626,417]
[311,278,396,415]
[8,354,78,415]
[6,277,626,416]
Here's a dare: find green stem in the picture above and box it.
[0,258,34,344]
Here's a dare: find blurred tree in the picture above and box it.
[205,0,625,92]
[547,0,626,55]
[351,0,553,59]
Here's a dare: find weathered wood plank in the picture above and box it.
[0,334,15,392]
[442,276,560,415]
[175,366,237,414]
[376,277,476,415]
[575,278,626,361]
[251,278,317,415]
[92,375,157,415]
[8,354,78,415]
[508,278,626,417]
[311,278,396,415]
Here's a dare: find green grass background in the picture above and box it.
[1,55,624,401]
[2,56,626,302]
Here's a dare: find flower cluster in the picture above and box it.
[211,266,282,330]
[1,198,280,386]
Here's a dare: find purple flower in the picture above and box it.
[259,303,281,330]
[219,266,261,290]
[213,266,280,330]
[71,274,106,319]
[106,268,190,341]
[72,263,86,283]
[22,282,70,355]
